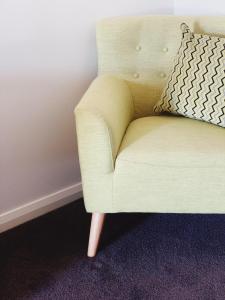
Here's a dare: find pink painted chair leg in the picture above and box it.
[87,213,106,257]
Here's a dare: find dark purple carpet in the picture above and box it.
[1,199,225,300]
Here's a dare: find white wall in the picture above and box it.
[174,0,225,15]
[0,0,173,228]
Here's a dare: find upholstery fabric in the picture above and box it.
[97,15,225,118]
[154,23,225,127]
[75,15,225,213]
[114,116,225,213]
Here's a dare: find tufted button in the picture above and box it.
[160,72,166,78]
[162,47,168,53]
[133,72,140,79]
[136,45,142,51]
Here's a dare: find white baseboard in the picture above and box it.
[0,182,83,234]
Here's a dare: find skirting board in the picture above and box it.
[0,182,83,234]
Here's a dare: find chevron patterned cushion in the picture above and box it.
[154,23,225,128]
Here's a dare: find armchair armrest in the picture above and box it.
[74,75,134,211]
[75,75,134,173]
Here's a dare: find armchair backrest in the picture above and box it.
[97,15,225,118]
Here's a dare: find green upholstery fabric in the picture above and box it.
[97,15,225,118]
[117,116,225,168]
[75,15,225,213]
[114,116,225,213]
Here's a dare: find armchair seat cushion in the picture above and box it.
[117,116,225,168]
[113,116,225,213]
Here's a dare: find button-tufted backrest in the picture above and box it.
[96,15,225,118]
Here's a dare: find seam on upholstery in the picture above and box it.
[104,121,115,171]
[91,109,115,172]
[106,77,135,163]
[78,108,114,172]
[117,158,225,169]
[124,79,135,119]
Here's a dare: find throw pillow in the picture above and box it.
[154,23,225,128]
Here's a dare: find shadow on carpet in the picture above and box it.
[1,199,225,300]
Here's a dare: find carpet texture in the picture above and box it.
[1,199,225,300]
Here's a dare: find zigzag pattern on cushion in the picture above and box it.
[154,23,225,128]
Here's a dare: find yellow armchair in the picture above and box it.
[75,15,225,257]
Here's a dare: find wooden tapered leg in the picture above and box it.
[87,213,105,257]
